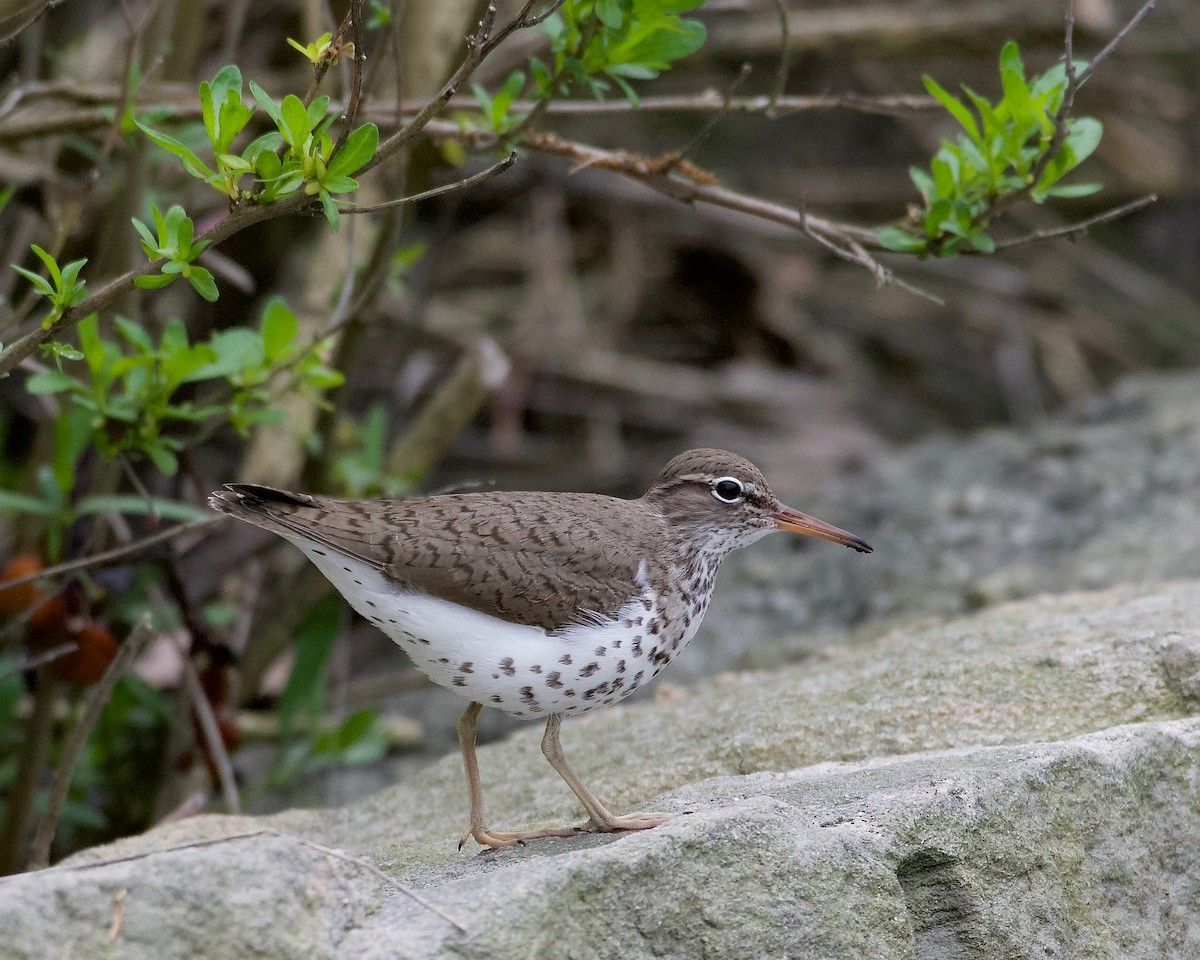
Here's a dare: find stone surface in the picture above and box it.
[699,371,1200,674]
[2,578,1199,959]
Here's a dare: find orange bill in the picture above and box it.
[771,505,873,553]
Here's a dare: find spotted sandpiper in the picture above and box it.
[210,449,871,849]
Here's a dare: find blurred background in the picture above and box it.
[0,0,1196,868]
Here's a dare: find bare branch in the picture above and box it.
[767,0,792,118]
[27,616,156,870]
[994,194,1158,250]
[339,152,517,214]
[0,516,221,593]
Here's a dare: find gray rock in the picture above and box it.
[700,371,1200,673]
[3,580,1198,959]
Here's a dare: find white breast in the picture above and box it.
[295,543,684,718]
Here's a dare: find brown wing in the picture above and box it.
[210,484,664,631]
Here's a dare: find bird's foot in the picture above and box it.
[580,811,671,833]
[458,823,581,851]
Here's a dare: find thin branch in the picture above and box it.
[0,516,221,593]
[366,1,501,170]
[181,654,240,815]
[1075,0,1156,87]
[9,827,466,934]
[767,0,791,118]
[339,152,517,214]
[669,63,753,166]
[994,194,1158,250]
[27,615,156,870]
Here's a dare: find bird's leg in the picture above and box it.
[540,714,670,833]
[455,702,578,851]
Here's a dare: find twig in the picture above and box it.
[366,1,501,169]
[303,5,354,107]
[339,152,517,214]
[0,516,221,594]
[334,0,368,149]
[181,654,241,815]
[669,63,752,166]
[0,91,942,145]
[0,641,78,679]
[990,0,1155,226]
[994,194,1158,250]
[767,0,791,118]
[1075,0,1156,87]
[27,616,156,870]
[9,827,467,934]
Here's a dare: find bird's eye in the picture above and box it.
[712,477,745,503]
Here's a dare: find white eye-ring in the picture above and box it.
[711,476,745,504]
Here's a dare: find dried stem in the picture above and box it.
[994,194,1158,250]
[340,152,517,214]
[0,516,221,594]
[27,616,156,870]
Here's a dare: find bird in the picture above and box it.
[209,448,872,849]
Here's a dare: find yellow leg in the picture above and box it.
[456,703,579,851]
[540,714,670,833]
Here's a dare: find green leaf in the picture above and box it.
[134,119,214,180]
[260,298,298,359]
[966,231,996,254]
[25,368,77,394]
[248,81,284,127]
[186,266,219,302]
[922,74,980,144]
[319,189,340,232]
[134,273,176,289]
[595,0,624,29]
[31,244,61,285]
[0,489,58,516]
[114,316,154,353]
[279,94,310,148]
[327,124,378,178]
[1040,182,1102,198]
[876,227,928,254]
[145,444,179,475]
[278,594,344,730]
[11,265,53,296]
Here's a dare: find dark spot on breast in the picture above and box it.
[313,549,326,556]
[388,619,397,624]
[459,661,474,674]
[546,671,563,688]
[520,686,536,702]
[565,689,576,697]
[500,658,515,676]
[343,567,352,573]
[580,662,600,678]
[634,670,645,685]
[617,659,626,674]
[531,664,542,675]
[491,695,503,704]
[452,676,466,687]
[559,654,573,665]
[367,600,376,607]
[594,646,606,657]
[416,636,430,645]
[648,621,660,635]
[612,640,622,649]
[632,637,643,657]
[492,673,500,680]
[438,657,450,664]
